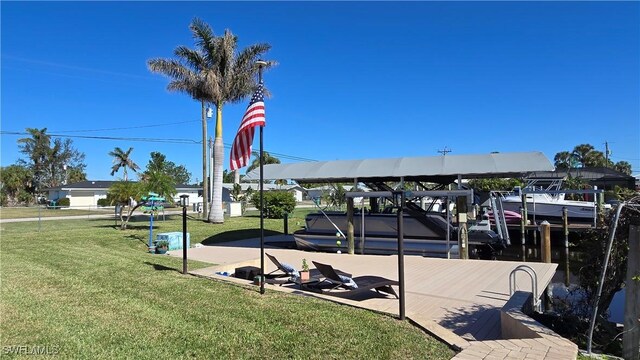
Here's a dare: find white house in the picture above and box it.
[47,181,204,209]
[47,181,110,208]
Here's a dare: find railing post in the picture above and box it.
[283,212,289,235]
[520,207,526,245]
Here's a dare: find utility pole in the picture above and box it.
[437,147,452,156]
[604,141,610,167]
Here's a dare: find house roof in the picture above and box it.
[528,167,635,181]
[244,151,554,183]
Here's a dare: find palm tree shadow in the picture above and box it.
[144,261,180,273]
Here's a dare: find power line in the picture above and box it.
[50,119,200,133]
[1,131,317,162]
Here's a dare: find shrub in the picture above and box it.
[57,198,70,207]
[97,198,110,207]
[251,190,295,219]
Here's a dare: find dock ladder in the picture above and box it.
[509,265,540,312]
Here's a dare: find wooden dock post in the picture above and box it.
[347,197,354,255]
[563,207,569,248]
[623,225,639,360]
[520,207,526,245]
[541,221,551,264]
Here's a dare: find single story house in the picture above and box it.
[46,181,203,209]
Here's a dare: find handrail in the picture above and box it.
[509,265,539,311]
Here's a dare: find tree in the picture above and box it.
[614,161,632,176]
[109,147,140,181]
[222,169,236,183]
[572,144,595,167]
[18,128,86,194]
[143,152,191,185]
[141,169,176,202]
[149,19,274,223]
[202,25,274,223]
[554,151,575,169]
[148,19,214,219]
[247,151,281,173]
[0,164,34,206]
[468,178,523,192]
[106,181,144,229]
[583,150,610,168]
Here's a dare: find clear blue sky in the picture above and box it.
[2,1,639,181]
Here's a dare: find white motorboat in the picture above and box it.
[498,179,610,222]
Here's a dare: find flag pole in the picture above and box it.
[256,59,267,295]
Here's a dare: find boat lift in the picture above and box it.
[343,189,507,260]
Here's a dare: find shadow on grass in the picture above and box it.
[126,234,147,246]
[144,261,180,273]
[201,229,281,246]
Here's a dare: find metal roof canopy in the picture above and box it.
[244,151,554,183]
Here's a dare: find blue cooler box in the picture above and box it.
[156,232,190,251]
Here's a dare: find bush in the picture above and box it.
[251,190,295,219]
[57,198,70,207]
[97,198,110,207]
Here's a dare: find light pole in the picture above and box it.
[180,195,189,275]
[393,190,406,320]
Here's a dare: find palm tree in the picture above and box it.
[572,144,595,167]
[148,18,273,223]
[247,151,281,173]
[553,151,574,169]
[614,161,632,175]
[203,26,273,223]
[109,147,140,181]
[147,19,216,219]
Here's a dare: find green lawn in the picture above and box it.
[0,215,453,359]
[0,206,109,219]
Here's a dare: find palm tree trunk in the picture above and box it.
[201,100,208,219]
[209,104,225,223]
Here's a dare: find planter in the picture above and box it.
[300,271,310,281]
[156,247,168,254]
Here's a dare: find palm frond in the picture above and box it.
[190,18,217,62]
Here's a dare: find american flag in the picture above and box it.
[230,81,266,171]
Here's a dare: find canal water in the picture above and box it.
[496,243,626,324]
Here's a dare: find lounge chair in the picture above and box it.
[265,254,351,286]
[311,261,399,299]
[264,253,300,284]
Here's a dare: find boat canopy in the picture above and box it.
[244,151,554,183]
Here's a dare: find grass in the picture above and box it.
[0,206,109,219]
[0,214,453,359]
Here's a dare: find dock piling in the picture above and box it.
[563,207,569,249]
[540,221,551,264]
